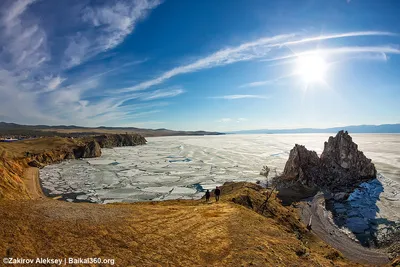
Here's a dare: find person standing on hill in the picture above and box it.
[214,186,221,202]
[205,189,210,202]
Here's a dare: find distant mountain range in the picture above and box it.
[0,122,224,137]
[2,122,400,137]
[228,124,400,134]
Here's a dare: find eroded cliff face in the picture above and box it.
[0,134,147,201]
[277,131,377,193]
[94,134,147,148]
[0,156,29,200]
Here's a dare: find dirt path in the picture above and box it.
[23,167,45,200]
[300,193,389,265]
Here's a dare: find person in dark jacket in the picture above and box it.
[214,186,221,202]
[205,189,210,202]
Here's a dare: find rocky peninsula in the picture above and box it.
[276,130,376,196]
[275,131,399,260]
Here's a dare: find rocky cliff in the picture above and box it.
[276,131,376,193]
[0,134,146,200]
[94,134,147,148]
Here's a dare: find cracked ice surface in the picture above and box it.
[40,134,400,209]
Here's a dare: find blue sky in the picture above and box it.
[0,0,399,131]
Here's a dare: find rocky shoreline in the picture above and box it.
[0,134,146,200]
[27,134,147,168]
[274,130,400,258]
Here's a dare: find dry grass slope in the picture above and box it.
[0,182,362,267]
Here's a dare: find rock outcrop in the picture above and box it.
[280,144,322,188]
[276,131,377,193]
[94,134,147,148]
[73,140,102,158]
[320,131,376,190]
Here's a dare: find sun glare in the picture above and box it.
[295,54,328,83]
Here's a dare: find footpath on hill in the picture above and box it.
[23,167,44,200]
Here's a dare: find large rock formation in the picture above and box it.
[320,131,376,190]
[276,131,376,193]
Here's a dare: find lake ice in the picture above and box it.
[40,134,400,222]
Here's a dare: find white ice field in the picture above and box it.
[39,134,400,221]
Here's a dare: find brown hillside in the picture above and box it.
[0,182,358,267]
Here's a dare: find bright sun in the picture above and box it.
[295,54,328,83]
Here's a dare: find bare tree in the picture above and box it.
[258,183,278,214]
[260,165,270,187]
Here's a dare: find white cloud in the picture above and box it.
[117,34,293,93]
[0,70,58,124]
[3,0,36,25]
[117,31,396,93]
[217,118,248,123]
[139,88,185,101]
[260,45,400,63]
[0,0,162,126]
[217,118,233,123]
[0,0,48,71]
[239,80,274,88]
[115,121,165,128]
[47,76,66,92]
[212,95,270,100]
[239,74,294,88]
[64,0,161,68]
[63,34,91,69]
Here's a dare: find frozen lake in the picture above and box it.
[40,134,400,216]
